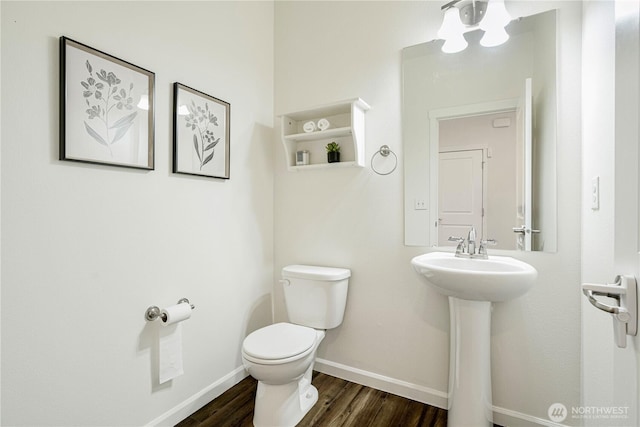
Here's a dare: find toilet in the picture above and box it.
[241,264,351,427]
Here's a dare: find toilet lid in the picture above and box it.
[243,323,317,360]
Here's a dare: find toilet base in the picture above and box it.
[253,365,318,427]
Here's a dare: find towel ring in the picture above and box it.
[371,145,397,176]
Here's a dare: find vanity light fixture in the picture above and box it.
[437,0,512,53]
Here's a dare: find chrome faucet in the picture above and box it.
[448,226,496,259]
[467,227,477,256]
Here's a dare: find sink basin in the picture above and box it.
[411,252,537,301]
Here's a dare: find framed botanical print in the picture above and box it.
[173,83,230,179]
[60,36,155,169]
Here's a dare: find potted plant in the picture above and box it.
[326,141,341,163]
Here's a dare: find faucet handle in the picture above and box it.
[448,236,466,255]
[478,239,497,257]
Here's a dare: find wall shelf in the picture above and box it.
[280,98,370,171]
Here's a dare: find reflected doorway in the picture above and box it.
[434,108,523,250]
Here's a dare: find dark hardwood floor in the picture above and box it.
[176,371,448,427]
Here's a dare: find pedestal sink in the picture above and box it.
[411,252,537,427]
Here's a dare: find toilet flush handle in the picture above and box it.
[280,279,291,287]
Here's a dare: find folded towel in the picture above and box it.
[303,121,316,133]
[317,118,331,131]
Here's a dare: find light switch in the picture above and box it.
[414,199,427,210]
[591,176,599,210]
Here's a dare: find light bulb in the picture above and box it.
[480,26,509,47]
[438,6,465,39]
[438,6,467,53]
[442,33,469,53]
[480,0,512,30]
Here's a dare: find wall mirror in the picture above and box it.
[403,10,557,252]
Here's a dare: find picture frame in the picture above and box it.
[59,36,155,170]
[173,82,230,179]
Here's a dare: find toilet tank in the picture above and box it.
[282,265,351,329]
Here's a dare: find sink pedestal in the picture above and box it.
[448,297,492,427]
[411,252,538,427]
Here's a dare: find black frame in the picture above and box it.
[172,82,230,179]
[59,36,155,170]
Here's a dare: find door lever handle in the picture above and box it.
[512,225,541,235]
[582,276,627,297]
[581,275,637,348]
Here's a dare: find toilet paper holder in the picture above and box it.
[145,298,195,322]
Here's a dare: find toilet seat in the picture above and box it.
[243,323,317,364]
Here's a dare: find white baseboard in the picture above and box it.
[493,406,567,427]
[315,358,563,427]
[145,365,248,427]
[314,358,449,409]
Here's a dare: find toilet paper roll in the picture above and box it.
[303,121,316,133]
[161,303,192,326]
[317,118,331,131]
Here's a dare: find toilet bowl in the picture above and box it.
[242,323,325,427]
[241,265,350,427]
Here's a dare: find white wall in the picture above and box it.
[1,1,274,425]
[274,1,582,425]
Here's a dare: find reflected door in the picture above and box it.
[515,78,534,250]
[438,149,484,245]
